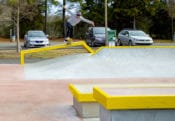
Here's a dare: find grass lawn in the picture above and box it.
[0,38,92,59]
[154,39,174,43]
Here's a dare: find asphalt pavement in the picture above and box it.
[1,41,175,50]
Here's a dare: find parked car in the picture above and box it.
[117,29,153,46]
[85,27,117,47]
[24,30,50,48]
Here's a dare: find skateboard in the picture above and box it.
[66,38,73,45]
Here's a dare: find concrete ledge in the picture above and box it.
[100,106,175,121]
[73,97,99,118]
[93,85,175,121]
[69,84,98,118]
[69,84,96,102]
[93,85,175,110]
[69,83,175,118]
[69,83,174,102]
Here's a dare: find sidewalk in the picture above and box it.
[0,64,99,121]
[2,64,175,121]
[0,64,83,121]
[0,80,83,121]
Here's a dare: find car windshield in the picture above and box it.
[28,31,45,37]
[129,31,146,36]
[93,28,110,34]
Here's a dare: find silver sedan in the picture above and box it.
[24,30,50,48]
[117,29,153,46]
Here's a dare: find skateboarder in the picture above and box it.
[63,6,95,43]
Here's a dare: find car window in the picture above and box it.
[88,27,92,32]
[28,31,45,37]
[123,31,129,35]
[129,31,146,36]
[93,28,110,34]
[120,30,126,35]
[88,28,93,34]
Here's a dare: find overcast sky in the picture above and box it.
[49,0,80,15]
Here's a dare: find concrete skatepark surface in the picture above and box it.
[1,47,175,121]
[25,48,175,80]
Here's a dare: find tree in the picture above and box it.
[149,0,172,39]
[167,0,175,40]
[109,0,160,29]
[7,0,36,52]
[20,3,44,36]
[6,0,59,52]
[0,1,12,37]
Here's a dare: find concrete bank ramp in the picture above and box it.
[24,48,175,80]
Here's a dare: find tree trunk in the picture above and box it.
[16,1,20,53]
[133,15,136,29]
[63,0,66,38]
[105,0,108,46]
[44,0,47,33]
[172,16,174,41]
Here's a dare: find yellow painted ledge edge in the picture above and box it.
[93,87,175,110]
[69,84,96,102]
[69,83,175,103]
[21,42,175,64]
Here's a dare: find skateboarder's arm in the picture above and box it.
[80,16,95,26]
[63,6,73,15]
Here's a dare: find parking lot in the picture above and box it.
[0,39,175,49]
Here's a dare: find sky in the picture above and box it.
[49,0,81,15]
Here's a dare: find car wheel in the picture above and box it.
[128,40,133,46]
[85,39,91,46]
[91,41,96,47]
[88,40,95,47]
[87,41,91,46]
[26,42,29,48]
[24,43,26,48]
[117,39,122,46]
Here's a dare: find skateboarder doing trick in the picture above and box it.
[63,6,95,43]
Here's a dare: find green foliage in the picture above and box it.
[49,0,60,5]
[20,15,44,37]
[19,3,45,37]
[136,16,152,33]
[47,17,64,38]
[26,0,35,4]
[0,5,3,14]
[150,7,172,39]
[73,22,89,38]
[167,0,175,17]
[7,0,36,5]
[8,0,17,5]
[0,22,12,37]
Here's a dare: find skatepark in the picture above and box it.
[1,42,175,121]
[24,47,175,80]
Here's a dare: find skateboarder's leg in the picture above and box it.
[65,22,73,42]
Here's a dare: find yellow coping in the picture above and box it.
[20,44,175,64]
[20,41,95,64]
[93,84,175,110]
[20,41,175,65]
[69,83,175,103]
[69,84,96,102]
